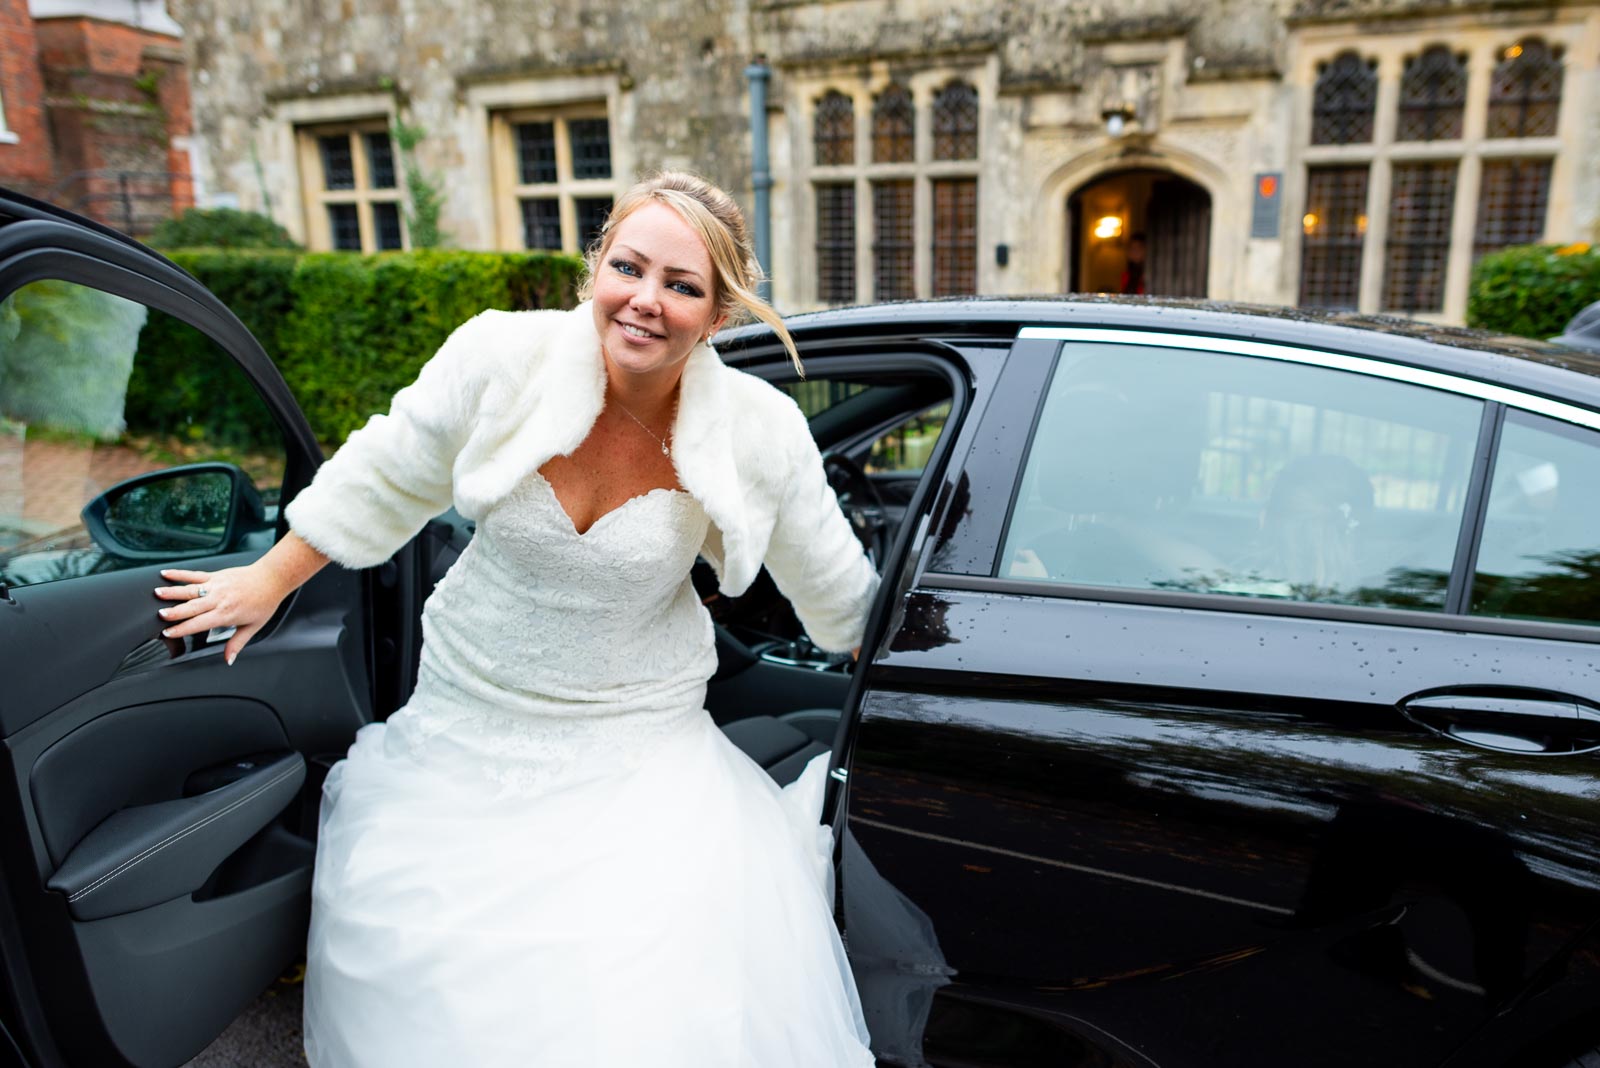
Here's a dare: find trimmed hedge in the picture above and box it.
[125,248,582,448]
[1466,242,1600,341]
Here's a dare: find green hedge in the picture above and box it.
[125,249,582,449]
[1466,242,1600,341]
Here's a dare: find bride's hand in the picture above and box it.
[153,563,290,665]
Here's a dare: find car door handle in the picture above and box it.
[1401,692,1600,755]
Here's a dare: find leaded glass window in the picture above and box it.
[319,135,356,190]
[576,197,612,252]
[364,132,397,189]
[816,184,856,304]
[1299,166,1369,311]
[931,178,977,297]
[1474,159,1552,259]
[328,203,361,251]
[814,91,855,166]
[1397,47,1466,142]
[932,82,978,161]
[516,122,558,185]
[520,198,562,251]
[1488,39,1563,139]
[569,118,612,180]
[1383,162,1458,313]
[1311,52,1377,145]
[872,84,914,163]
[873,181,915,301]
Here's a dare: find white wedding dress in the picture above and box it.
[303,469,875,1067]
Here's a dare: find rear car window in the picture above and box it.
[1000,342,1484,611]
[1471,410,1600,626]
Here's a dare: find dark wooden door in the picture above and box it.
[1147,178,1210,297]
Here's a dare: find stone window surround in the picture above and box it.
[488,103,614,254]
[461,73,631,254]
[296,118,406,252]
[789,61,994,310]
[269,92,399,250]
[1287,19,1585,324]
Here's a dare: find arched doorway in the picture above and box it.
[1067,169,1211,297]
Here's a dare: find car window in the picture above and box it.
[866,402,950,474]
[1000,342,1483,610]
[0,278,285,589]
[784,378,868,418]
[1470,410,1600,626]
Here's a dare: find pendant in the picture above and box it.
[661,442,670,455]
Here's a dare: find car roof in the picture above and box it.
[717,295,1600,415]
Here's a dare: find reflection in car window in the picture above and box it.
[1001,343,1483,610]
[1471,411,1600,626]
[0,279,285,590]
[783,378,867,418]
[867,402,949,474]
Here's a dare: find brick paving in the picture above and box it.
[0,430,163,540]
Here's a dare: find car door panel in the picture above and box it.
[0,198,377,1067]
[846,331,1600,1067]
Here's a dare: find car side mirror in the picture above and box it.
[81,463,265,562]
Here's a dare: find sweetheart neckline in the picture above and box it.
[530,470,692,538]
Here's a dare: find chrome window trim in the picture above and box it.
[1015,326,1600,432]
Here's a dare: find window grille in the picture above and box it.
[516,122,558,185]
[873,180,915,301]
[1397,47,1466,142]
[520,198,562,251]
[1311,52,1377,145]
[1383,162,1458,313]
[373,203,403,250]
[815,183,856,304]
[931,178,978,297]
[932,82,978,161]
[814,91,855,166]
[319,136,356,190]
[1488,39,1563,139]
[364,132,397,189]
[1299,166,1369,311]
[328,203,362,250]
[872,85,915,163]
[1474,158,1551,259]
[569,118,613,180]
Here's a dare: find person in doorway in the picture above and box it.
[1120,231,1148,295]
[150,171,879,1067]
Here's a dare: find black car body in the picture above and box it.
[2,188,1599,1067]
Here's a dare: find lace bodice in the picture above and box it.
[383,469,719,795]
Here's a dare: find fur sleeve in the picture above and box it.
[761,407,882,653]
[283,312,494,568]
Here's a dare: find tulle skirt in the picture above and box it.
[302,709,874,1067]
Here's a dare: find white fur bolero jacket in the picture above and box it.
[284,301,880,652]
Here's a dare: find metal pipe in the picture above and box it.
[744,56,772,303]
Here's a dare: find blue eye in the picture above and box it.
[671,281,704,297]
[610,258,639,276]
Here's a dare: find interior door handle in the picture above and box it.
[1401,692,1600,755]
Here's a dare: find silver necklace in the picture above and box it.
[612,398,672,456]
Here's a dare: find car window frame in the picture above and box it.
[921,326,1600,646]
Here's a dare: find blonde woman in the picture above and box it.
[151,172,879,1066]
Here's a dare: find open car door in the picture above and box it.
[0,191,384,1066]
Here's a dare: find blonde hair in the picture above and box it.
[579,171,803,375]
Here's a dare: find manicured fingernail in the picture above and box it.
[158,608,171,617]
[162,628,173,637]
[226,652,236,666]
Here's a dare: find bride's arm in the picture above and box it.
[283,313,496,569]
[761,416,881,655]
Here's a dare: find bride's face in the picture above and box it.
[591,202,726,383]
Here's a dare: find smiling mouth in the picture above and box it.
[616,321,662,340]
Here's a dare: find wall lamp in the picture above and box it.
[1101,102,1137,138]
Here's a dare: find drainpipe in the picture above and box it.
[745,56,773,303]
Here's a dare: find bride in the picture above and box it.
[150,172,880,1066]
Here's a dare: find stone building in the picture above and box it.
[0,0,196,235]
[175,0,1600,323]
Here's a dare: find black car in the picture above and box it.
[2,188,1599,1068]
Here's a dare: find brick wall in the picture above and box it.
[0,0,53,192]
